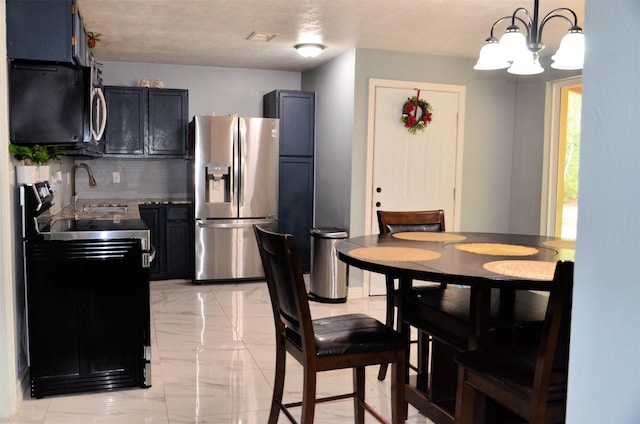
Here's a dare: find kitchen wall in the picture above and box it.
[101,61,301,117]
[302,50,356,232]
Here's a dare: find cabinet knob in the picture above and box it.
[376,202,381,207]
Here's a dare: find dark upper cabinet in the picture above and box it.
[264,90,315,156]
[7,0,91,67]
[104,86,188,157]
[148,90,189,156]
[264,90,315,272]
[104,87,146,155]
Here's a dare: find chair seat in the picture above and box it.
[454,348,568,403]
[404,287,548,350]
[287,313,406,357]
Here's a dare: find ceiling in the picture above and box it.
[78,0,585,72]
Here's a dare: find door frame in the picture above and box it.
[540,75,582,236]
[364,78,466,293]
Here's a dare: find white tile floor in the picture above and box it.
[11,280,434,423]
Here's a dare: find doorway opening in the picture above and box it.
[543,76,582,238]
[556,84,581,238]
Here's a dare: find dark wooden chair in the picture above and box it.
[253,225,406,424]
[454,261,574,424]
[376,209,448,381]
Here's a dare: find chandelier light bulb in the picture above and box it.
[499,26,528,62]
[508,51,545,75]
[551,28,585,70]
[474,38,510,70]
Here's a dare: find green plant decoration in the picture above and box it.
[9,144,65,165]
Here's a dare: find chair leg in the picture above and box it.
[353,366,366,424]
[416,330,430,391]
[378,276,397,381]
[269,338,286,424]
[300,363,317,423]
[455,367,487,424]
[391,350,407,424]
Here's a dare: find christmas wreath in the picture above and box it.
[401,95,433,134]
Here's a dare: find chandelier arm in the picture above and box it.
[488,15,530,39]
[542,7,579,26]
[538,14,575,44]
[510,7,533,27]
[513,16,531,39]
[489,16,511,38]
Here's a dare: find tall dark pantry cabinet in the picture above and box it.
[263,90,315,272]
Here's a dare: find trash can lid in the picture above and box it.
[311,227,348,238]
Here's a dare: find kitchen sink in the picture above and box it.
[82,204,128,213]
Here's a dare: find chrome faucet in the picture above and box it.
[71,163,97,207]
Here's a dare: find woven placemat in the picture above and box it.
[349,247,441,262]
[542,239,576,250]
[455,243,539,256]
[483,260,556,280]
[392,232,467,242]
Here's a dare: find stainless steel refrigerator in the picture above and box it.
[192,115,279,282]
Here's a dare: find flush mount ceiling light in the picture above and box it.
[474,0,585,75]
[295,43,324,58]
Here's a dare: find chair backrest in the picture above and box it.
[377,209,446,235]
[253,225,315,353]
[531,260,574,408]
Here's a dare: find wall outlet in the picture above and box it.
[113,172,121,184]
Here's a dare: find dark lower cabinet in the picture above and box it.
[140,203,193,281]
[279,157,314,271]
[25,240,150,398]
[139,206,161,277]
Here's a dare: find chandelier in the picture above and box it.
[474,0,585,75]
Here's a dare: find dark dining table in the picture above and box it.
[336,231,575,423]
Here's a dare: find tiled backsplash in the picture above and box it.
[66,158,190,202]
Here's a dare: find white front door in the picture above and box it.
[365,79,465,295]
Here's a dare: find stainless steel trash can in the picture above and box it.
[309,227,348,303]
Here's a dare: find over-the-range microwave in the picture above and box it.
[9,60,106,150]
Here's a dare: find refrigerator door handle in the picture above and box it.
[196,219,277,229]
[236,117,244,208]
